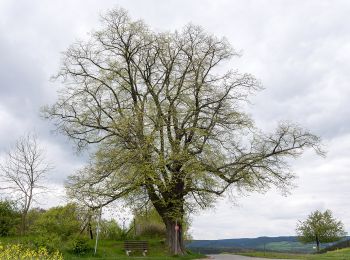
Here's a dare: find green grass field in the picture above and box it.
[239,248,350,259]
[256,241,316,253]
[0,237,205,260]
[63,239,204,260]
[3,235,350,260]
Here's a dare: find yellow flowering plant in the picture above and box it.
[0,242,63,260]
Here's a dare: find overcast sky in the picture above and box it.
[1,0,350,240]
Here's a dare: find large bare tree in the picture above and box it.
[43,8,323,254]
[0,134,52,234]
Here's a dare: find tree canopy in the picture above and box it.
[43,8,323,254]
[296,209,347,252]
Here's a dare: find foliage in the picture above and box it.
[138,223,166,238]
[67,236,93,255]
[31,203,81,239]
[28,233,62,253]
[296,209,347,251]
[0,200,20,236]
[75,206,99,240]
[45,7,324,255]
[26,207,45,234]
[0,242,63,260]
[133,206,192,240]
[116,226,133,241]
[134,208,166,238]
[100,219,123,240]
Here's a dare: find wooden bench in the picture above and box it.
[124,240,148,256]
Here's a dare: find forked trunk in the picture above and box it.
[165,219,185,255]
[148,174,186,255]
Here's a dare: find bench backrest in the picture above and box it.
[124,240,148,250]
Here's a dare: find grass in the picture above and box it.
[63,239,204,260]
[239,251,308,259]
[239,248,350,259]
[255,241,316,253]
[0,236,205,260]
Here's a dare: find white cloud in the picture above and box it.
[191,133,350,239]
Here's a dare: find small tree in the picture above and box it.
[296,209,347,252]
[77,206,101,240]
[0,133,52,234]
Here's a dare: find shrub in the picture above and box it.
[28,233,62,253]
[26,207,45,233]
[0,200,20,236]
[31,203,80,239]
[100,219,122,240]
[133,207,192,240]
[134,208,166,238]
[138,222,166,238]
[68,236,93,255]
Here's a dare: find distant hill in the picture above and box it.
[321,238,350,253]
[186,236,346,254]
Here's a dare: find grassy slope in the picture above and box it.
[239,248,350,259]
[0,237,204,260]
[63,239,204,260]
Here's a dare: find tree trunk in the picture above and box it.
[21,210,28,235]
[164,218,185,255]
[316,235,320,252]
[21,214,26,235]
[88,221,94,240]
[147,171,187,255]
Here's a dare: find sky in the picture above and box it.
[0,0,350,239]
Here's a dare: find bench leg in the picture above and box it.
[143,249,147,256]
[126,250,131,256]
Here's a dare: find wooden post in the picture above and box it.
[94,207,102,255]
[175,220,178,255]
[134,219,136,238]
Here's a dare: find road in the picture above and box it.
[206,254,291,260]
